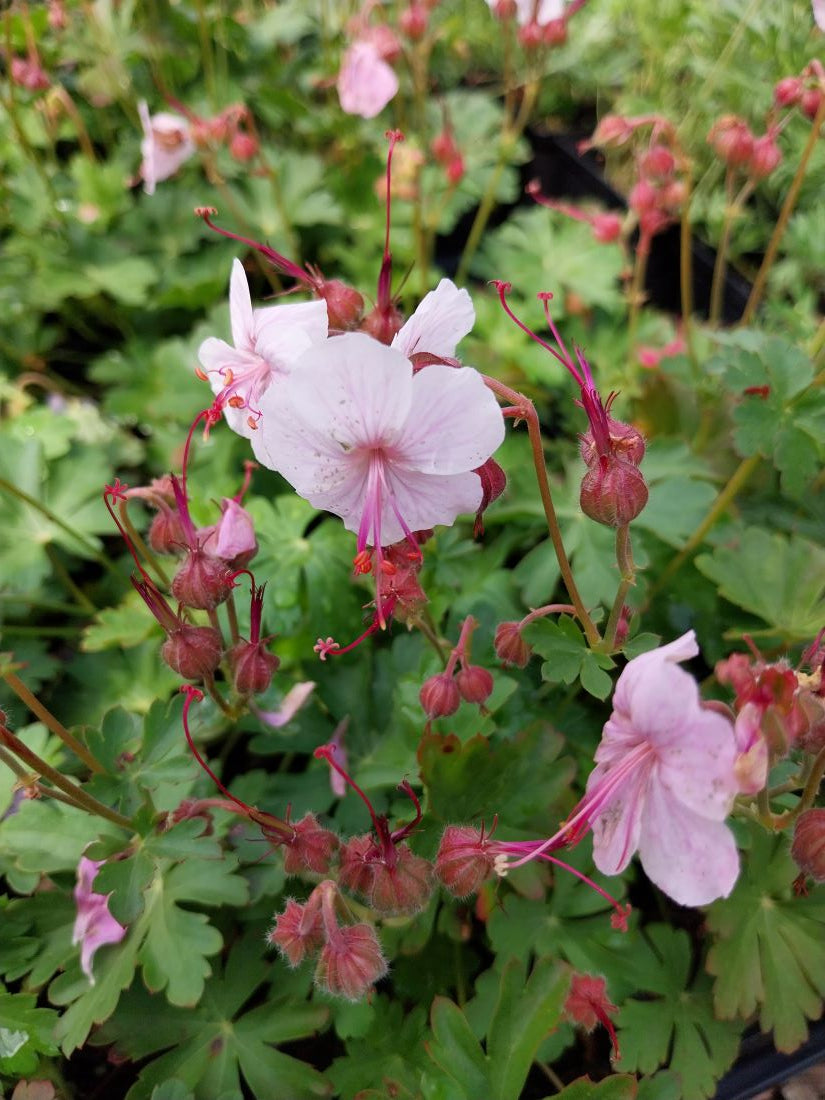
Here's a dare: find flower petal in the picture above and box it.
[254,298,329,350]
[611,649,702,749]
[337,42,398,119]
[229,259,255,351]
[656,705,739,820]
[392,279,475,361]
[396,364,505,474]
[383,468,483,543]
[588,759,651,876]
[638,778,740,906]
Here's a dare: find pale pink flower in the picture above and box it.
[250,332,505,557]
[138,101,195,195]
[496,632,741,908]
[391,278,475,363]
[733,702,770,795]
[337,41,399,119]
[72,856,127,984]
[486,0,564,25]
[200,497,258,563]
[198,259,328,437]
[814,0,825,31]
[255,681,316,728]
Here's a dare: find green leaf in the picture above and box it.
[427,997,489,1098]
[0,990,59,1077]
[695,527,825,638]
[706,828,825,1052]
[487,958,569,1100]
[615,925,740,1100]
[523,617,615,699]
[553,1076,638,1099]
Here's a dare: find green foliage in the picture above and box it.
[706,828,825,1052]
[0,989,59,1078]
[523,616,615,699]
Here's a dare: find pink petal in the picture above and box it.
[814,0,825,30]
[395,364,505,474]
[733,703,769,795]
[254,298,329,349]
[256,682,316,728]
[392,279,475,361]
[229,259,255,351]
[211,498,257,559]
[637,779,740,906]
[656,705,739,820]
[337,42,398,119]
[384,467,484,541]
[588,759,651,876]
[73,857,127,985]
[515,0,564,24]
[138,102,194,195]
[610,637,701,746]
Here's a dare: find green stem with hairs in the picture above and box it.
[602,525,635,652]
[3,671,103,774]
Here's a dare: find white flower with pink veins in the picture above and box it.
[197,258,329,438]
[250,329,505,565]
[138,101,196,195]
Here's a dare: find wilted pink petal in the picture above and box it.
[337,41,399,119]
[72,857,127,984]
[202,498,257,562]
[256,681,316,728]
[138,101,195,195]
[733,702,769,795]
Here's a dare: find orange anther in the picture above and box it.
[223,369,234,385]
[247,417,258,430]
[194,366,208,382]
[353,549,373,574]
[380,560,397,576]
[228,396,244,408]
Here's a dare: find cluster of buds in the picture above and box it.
[494,282,648,529]
[269,880,388,1000]
[419,616,494,719]
[487,0,589,52]
[431,121,465,186]
[526,180,623,246]
[774,60,825,123]
[707,115,782,182]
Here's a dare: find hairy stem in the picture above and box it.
[602,525,635,652]
[3,671,103,774]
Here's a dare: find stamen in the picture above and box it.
[538,294,580,381]
[314,741,383,836]
[353,549,373,575]
[194,208,311,287]
[489,281,576,377]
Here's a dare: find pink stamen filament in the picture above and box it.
[195,208,311,287]
[314,742,383,837]
[490,281,580,380]
[389,779,423,843]
[103,482,153,582]
[235,460,258,503]
[376,130,404,310]
[169,474,198,548]
[533,851,628,927]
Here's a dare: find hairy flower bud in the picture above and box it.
[435,825,495,896]
[798,692,825,754]
[708,115,754,168]
[446,154,465,185]
[774,76,803,107]
[628,178,658,214]
[171,548,233,610]
[317,279,365,331]
[518,21,544,49]
[315,924,388,1000]
[337,835,376,897]
[580,417,646,468]
[148,508,186,555]
[369,846,433,915]
[201,498,258,568]
[282,813,339,875]
[419,672,461,718]
[268,897,325,967]
[792,810,825,883]
[361,303,405,345]
[589,114,634,148]
[229,639,280,695]
[400,3,428,38]
[494,621,532,668]
[580,456,649,528]
[801,87,825,121]
[748,133,782,180]
[640,144,676,178]
[456,665,493,704]
[161,625,223,680]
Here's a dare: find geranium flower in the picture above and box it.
[814,0,825,31]
[486,0,564,25]
[337,41,399,119]
[250,331,505,575]
[138,101,195,195]
[496,632,741,907]
[197,259,328,437]
[73,856,127,984]
[391,278,475,365]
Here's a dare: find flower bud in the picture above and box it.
[580,456,649,528]
[361,303,405,345]
[230,639,280,695]
[493,0,517,16]
[338,835,376,897]
[659,179,688,211]
[589,114,634,149]
[171,548,233,610]
[748,134,782,180]
[792,809,825,883]
[229,132,259,161]
[317,279,365,331]
[591,213,622,244]
[708,115,754,168]
[148,508,186,554]
[435,825,495,896]
[161,625,223,680]
[774,77,803,107]
[369,846,433,915]
[518,21,544,49]
[628,178,658,214]
[268,897,325,967]
[580,418,646,467]
[496,621,532,668]
[315,924,388,1000]
[455,665,493,705]
[202,498,258,567]
[640,144,676,178]
[801,87,825,121]
[364,23,402,62]
[431,130,456,164]
[399,3,428,38]
[542,18,567,46]
[446,154,465,185]
[282,813,339,875]
[419,672,461,718]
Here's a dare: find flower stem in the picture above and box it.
[679,175,699,378]
[225,590,240,646]
[0,723,132,830]
[0,744,96,813]
[483,376,600,646]
[710,177,753,326]
[602,525,634,652]
[648,453,760,598]
[2,670,104,774]
[118,498,169,586]
[741,95,825,326]
[626,233,651,374]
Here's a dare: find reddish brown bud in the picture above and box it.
[446,154,465,185]
[801,87,825,121]
[317,279,365,331]
[580,418,646,467]
[455,665,493,704]
[775,77,803,108]
[337,835,376,897]
[435,825,495,896]
[518,21,544,49]
[542,18,567,46]
[171,548,233,610]
[283,813,339,875]
[229,132,259,161]
[399,3,428,38]
[419,672,461,718]
[494,621,532,668]
[591,213,622,244]
[315,924,388,1000]
[369,846,433,915]
[748,134,782,180]
[708,115,754,168]
[229,639,280,695]
[148,508,186,555]
[493,0,517,18]
[268,897,325,967]
[798,692,825,754]
[431,130,456,164]
[580,456,649,528]
[161,625,223,680]
[640,144,676,178]
[791,810,825,883]
[361,303,404,345]
[628,178,658,214]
